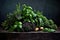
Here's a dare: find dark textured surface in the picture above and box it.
[0,32,60,40]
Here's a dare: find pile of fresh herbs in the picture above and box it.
[1,3,57,32]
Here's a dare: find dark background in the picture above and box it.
[0,0,60,26]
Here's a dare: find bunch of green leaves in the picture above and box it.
[1,3,22,30]
[39,14,57,30]
[1,3,57,32]
[1,13,17,30]
[43,28,56,33]
[22,4,36,23]
[8,21,23,32]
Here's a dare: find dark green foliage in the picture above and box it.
[43,28,56,32]
[1,3,57,32]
